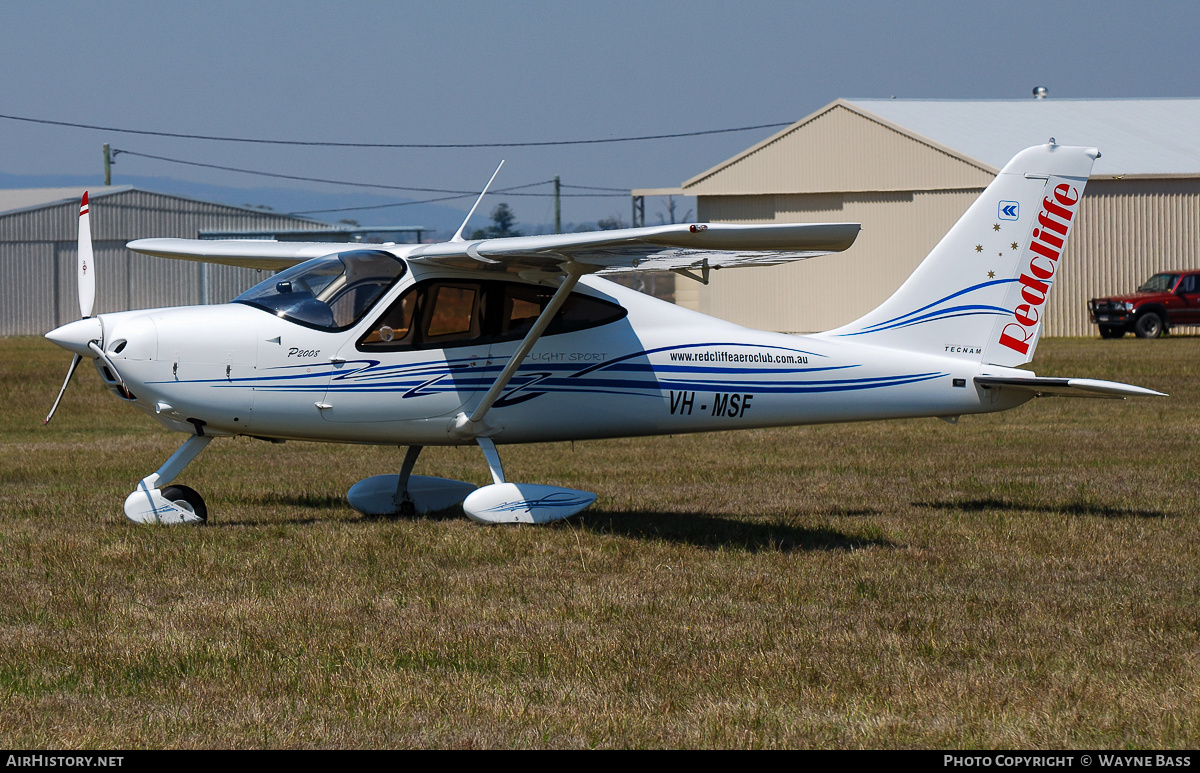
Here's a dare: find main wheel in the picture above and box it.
[1099,325,1125,339]
[1134,312,1165,339]
[160,484,207,523]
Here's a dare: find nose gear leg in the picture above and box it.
[123,434,213,524]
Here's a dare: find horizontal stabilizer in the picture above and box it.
[974,376,1166,399]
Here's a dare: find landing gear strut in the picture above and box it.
[395,444,422,516]
[124,434,212,524]
[346,445,476,516]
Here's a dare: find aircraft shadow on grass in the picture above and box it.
[200,495,896,552]
[912,497,1166,519]
[573,509,895,553]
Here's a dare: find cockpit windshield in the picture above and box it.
[234,250,407,331]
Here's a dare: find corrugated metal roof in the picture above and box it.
[846,98,1200,176]
[0,186,132,217]
[0,185,331,224]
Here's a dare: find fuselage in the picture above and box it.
[81,254,1032,447]
[42,145,1156,526]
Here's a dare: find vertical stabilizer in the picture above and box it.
[823,143,1098,367]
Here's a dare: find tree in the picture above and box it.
[656,196,693,225]
[470,203,522,239]
[470,204,523,240]
[488,203,521,237]
[597,214,627,230]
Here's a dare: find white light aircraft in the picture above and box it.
[44,143,1164,525]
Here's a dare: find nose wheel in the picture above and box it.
[124,435,213,525]
[160,485,207,522]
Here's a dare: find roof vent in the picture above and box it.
[1032,86,1049,99]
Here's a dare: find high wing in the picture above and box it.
[406,222,860,273]
[126,238,356,271]
[128,222,860,274]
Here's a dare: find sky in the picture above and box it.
[1,0,1197,234]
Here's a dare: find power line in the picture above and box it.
[1,111,791,148]
[286,184,633,216]
[113,149,486,193]
[288,194,480,216]
[113,148,628,197]
[560,183,629,192]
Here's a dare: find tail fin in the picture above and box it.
[824,143,1098,367]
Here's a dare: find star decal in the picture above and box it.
[993,224,1001,231]
[988,271,996,278]
[1010,242,1019,250]
[975,244,983,253]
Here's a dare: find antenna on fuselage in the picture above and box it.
[451,160,505,243]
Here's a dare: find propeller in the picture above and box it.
[43,192,98,425]
[78,191,95,317]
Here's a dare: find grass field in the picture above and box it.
[1,334,1197,748]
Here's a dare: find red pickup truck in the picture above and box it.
[1088,270,1200,338]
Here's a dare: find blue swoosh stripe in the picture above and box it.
[844,278,1017,335]
[839,305,1012,335]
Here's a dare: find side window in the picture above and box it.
[424,284,481,343]
[550,291,628,335]
[1180,274,1197,293]
[360,279,626,351]
[496,282,627,339]
[361,286,417,346]
[360,281,482,350]
[501,284,550,338]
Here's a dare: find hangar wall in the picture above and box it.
[0,188,329,336]
[672,98,1200,338]
[1054,177,1200,337]
[679,188,981,333]
[678,178,1200,337]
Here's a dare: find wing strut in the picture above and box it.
[673,258,711,285]
[450,263,585,437]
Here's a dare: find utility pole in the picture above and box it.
[554,176,561,234]
[103,144,112,186]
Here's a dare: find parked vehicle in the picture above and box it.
[1088,270,1200,338]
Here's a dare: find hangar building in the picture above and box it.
[0,187,333,336]
[653,98,1200,336]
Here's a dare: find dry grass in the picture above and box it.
[1,335,1197,748]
